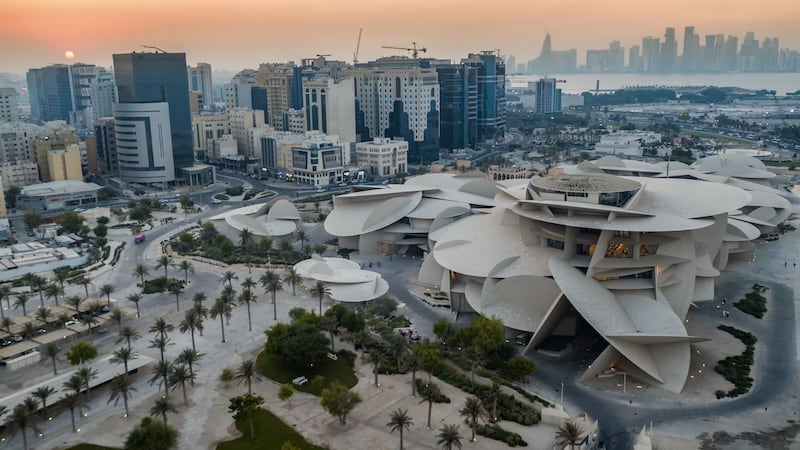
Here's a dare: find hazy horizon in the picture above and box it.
[2,0,799,74]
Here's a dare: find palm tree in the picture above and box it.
[168,283,183,312]
[149,335,171,362]
[176,348,203,386]
[235,358,262,394]
[149,396,177,425]
[111,346,138,375]
[64,372,84,396]
[220,285,236,325]
[133,263,150,286]
[40,342,61,375]
[109,308,125,330]
[241,276,257,292]
[149,360,173,397]
[66,295,83,314]
[108,374,136,417]
[73,275,92,297]
[192,292,207,309]
[32,385,56,420]
[56,312,71,328]
[239,227,252,251]
[222,270,236,288]
[210,295,231,343]
[61,392,85,433]
[126,292,143,318]
[169,364,195,405]
[486,382,502,422]
[419,382,441,429]
[52,270,68,290]
[237,287,257,331]
[155,255,172,279]
[279,239,294,269]
[99,283,115,306]
[178,260,194,282]
[296,228,307,249]
[22,322,37,340]
[310,281,330,316]
[0,285,12,313]
[78,365,98,397]
[460,396,487,442]
[320,315,338,352]
[117,326,141,351]
[150,317,174,340]
[437,424,463,450]
[31,275,47,308]
[7,399,39,450]
[386,408,414,450]
[555,419,585,450]
[34,306,52,325]
[2,316,13,334]
[14,293,31,316]
[179,308,203,352]
[192,302,208,337]
[259,270,283,321]
[283,267,303,296]
[45,283,62,307]
[367,350,382,386]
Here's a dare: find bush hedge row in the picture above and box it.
[714,325,757,398]
[475,423,528,447]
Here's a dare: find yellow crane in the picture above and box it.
[353,28,363,65]
[381,42,427,59]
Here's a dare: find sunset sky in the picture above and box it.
[1,0,798,74]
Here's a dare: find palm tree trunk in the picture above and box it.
[21,427,28,450]
[471,421,476,442]
[70,407,76,431]
[135,303,140,318]
[247,378,252,395]
[400,430,404,450]
[175,295,180,312]
[246,303,252,331]
[191,328,196,352]
[124,361,129,374]
[189,361,194,386]
[52,357,57,375]
[39,293,44,308]
[124,396,129,417]
[220,316,226,343]
[330,330,335,352]
[249,418,255,442]
[126,337,132,351]
[272,294,277,321]
[182,382,188,405]
[427,400,432,428]
[412,371,416,397]
[162,412,168,425]
[84,284,89,297]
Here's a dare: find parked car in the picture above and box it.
[64,320,78,327]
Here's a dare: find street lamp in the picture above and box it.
[560,382,564,405]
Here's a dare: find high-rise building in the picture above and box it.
[723,35,739,71]
[436,63,475,150]
[26,65,73,123]
[0,88,19,122]
[642,36,661,72]
[659,27,677,72]
[257,63,296,128]
[192,113,229,158]
[740,32,759,71]
[0,177,6,218]
[534,78,562,114]
[46,144,82,181]
[91,69,117,121]
[463,52,506,144]
[113,51,195,181]
[302,77,356,146]
[682,26,701,72]
[93,118,118,176]
[353,58,440,163]
[628,45,642,71]
[187,63,213,110]
[30,124,79,182]
[527,34,578,74]
[228,108,266,157]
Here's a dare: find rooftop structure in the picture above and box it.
[294,255,389,303]
[209,199,301,239]
[324,168,795,393]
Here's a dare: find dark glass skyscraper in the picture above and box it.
[26,65,73,123]
[113,52,194,170]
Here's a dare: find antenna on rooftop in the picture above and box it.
[142,45,167,53]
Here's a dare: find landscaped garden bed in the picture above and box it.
[715,324,757,398]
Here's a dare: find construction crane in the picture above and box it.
[316,54,331,58]
[382,42,427,59]
[353,28,363,65]
[141,44,166,53]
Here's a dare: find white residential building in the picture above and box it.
[0,88,20,123]
[356,137,408,178]
[0,161,40,186]
[113,102,175,183]
[192,113,229,156]
[303,77,356,145]
[187,63,213,110]
[228,108,265,158]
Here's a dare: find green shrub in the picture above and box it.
[733,290,767,318]
[714,325,757,398]
[415,379,451,403]
[225,186,244,196]
[475,423,528,447]
[142,277,186,294]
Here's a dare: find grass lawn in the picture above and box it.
[217,408,324,450]
[256,349,357,395]
[62,445,121,450]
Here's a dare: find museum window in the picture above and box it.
[605,243,632,258]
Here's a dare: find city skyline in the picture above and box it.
[1,0,799,74]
